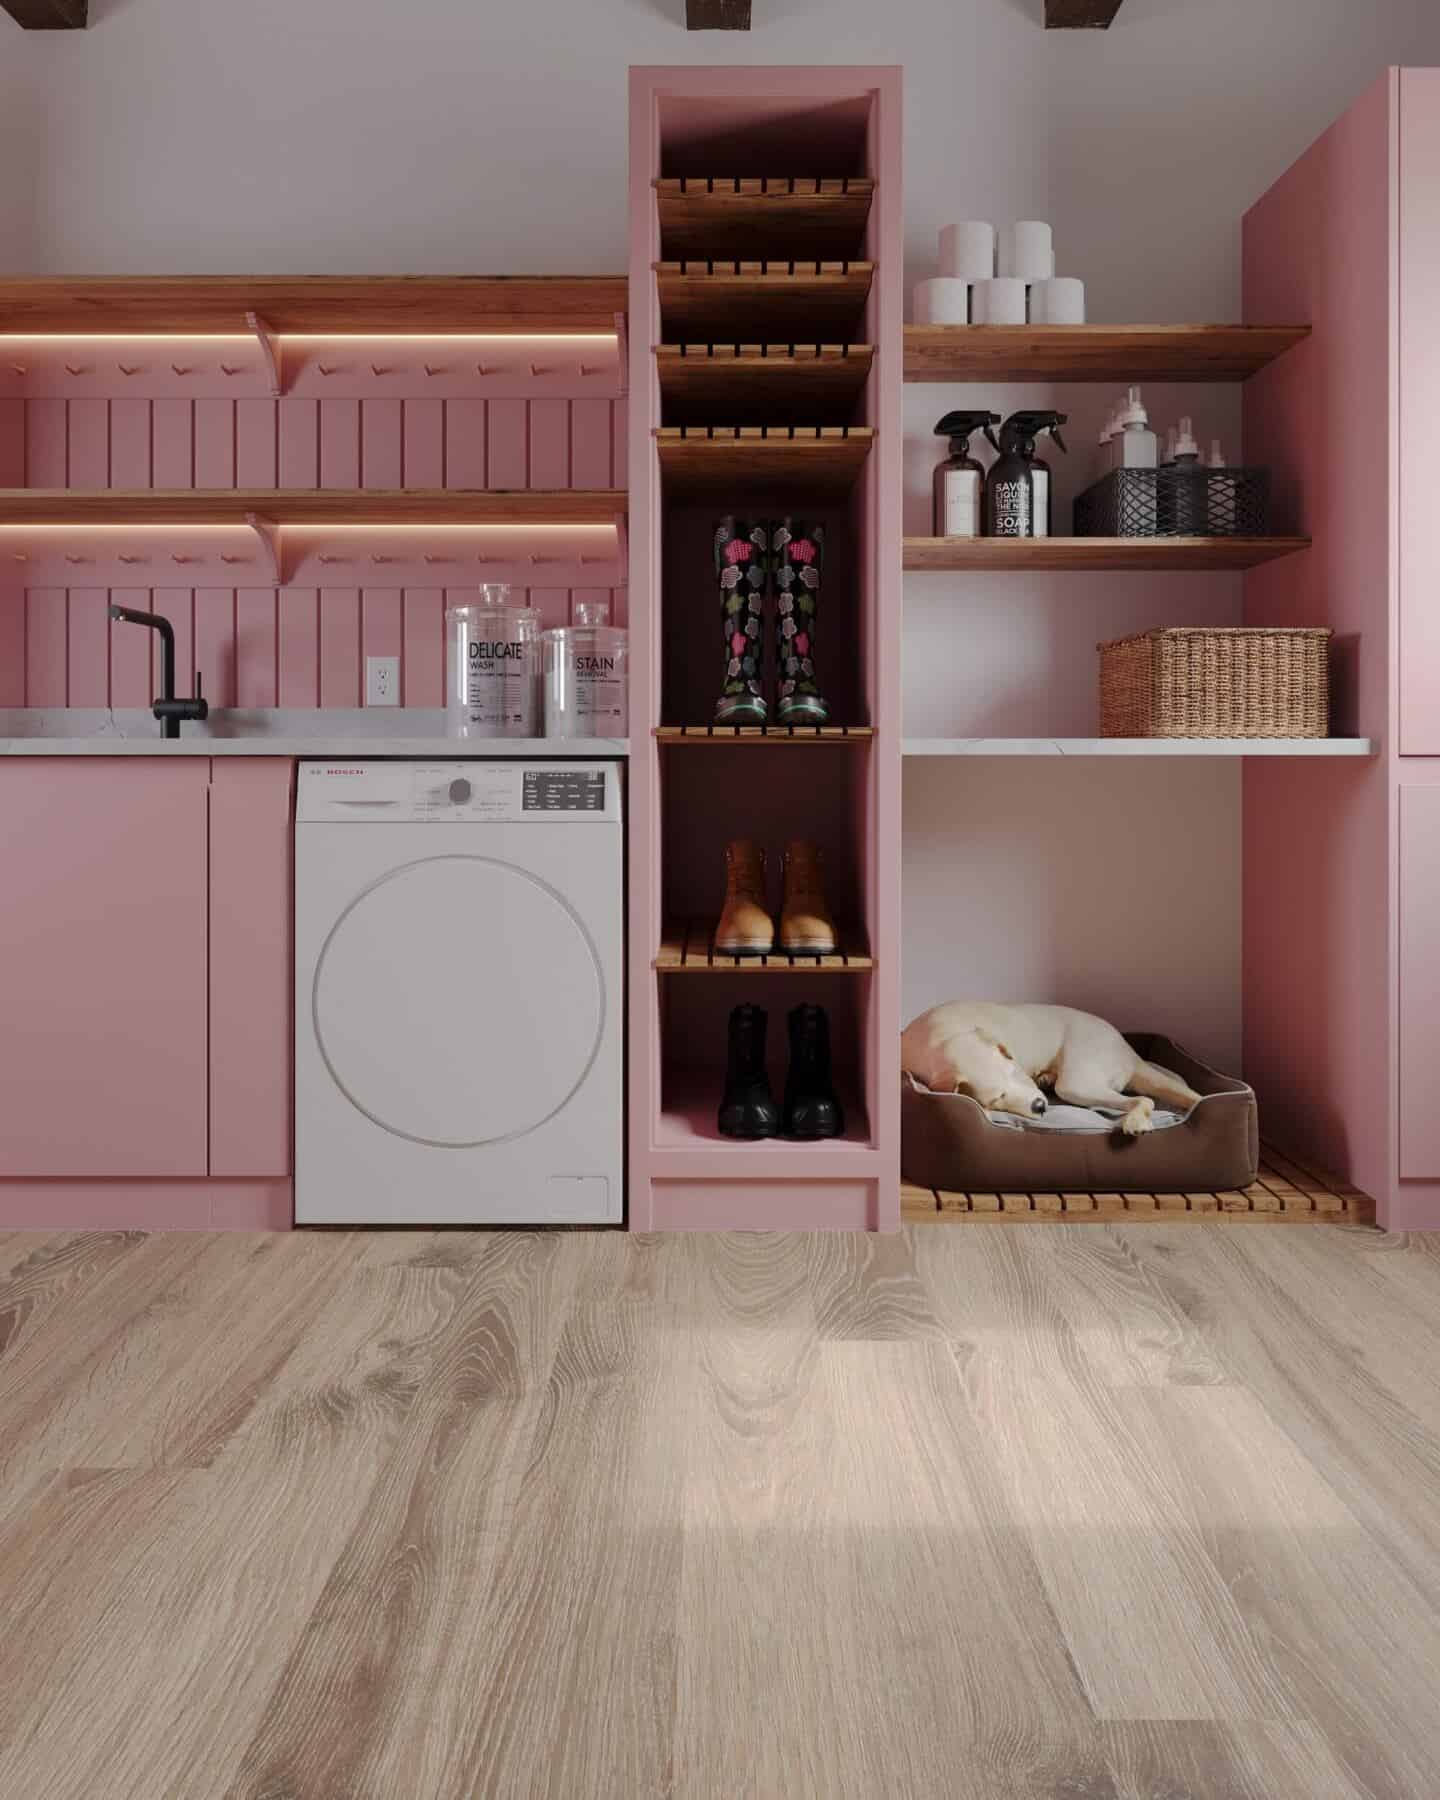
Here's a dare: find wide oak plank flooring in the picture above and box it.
[0,1223,1438,1797]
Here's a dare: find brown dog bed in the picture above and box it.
[902,1033,1257,1196]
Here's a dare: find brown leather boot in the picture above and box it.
[716,838,774,956]
[780,839,837,954]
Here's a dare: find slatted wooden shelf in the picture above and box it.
[0,276,629,335]
[903,324,1311,384]
[655,177,875,259]
[0,488,626,525]
[656,425,874,496]
[903,535,1311,572]
[656,343,874,425]
[655,262,874,340]
[655,724,874,743]
[655,918,874,973]
[901,1146,1374,1224]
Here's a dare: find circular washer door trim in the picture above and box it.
[311,853,606,1149]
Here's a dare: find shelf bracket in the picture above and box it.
[245,512,283,586]
[247,311,284,397]
[613,512,628,587]
[614,310,629,396]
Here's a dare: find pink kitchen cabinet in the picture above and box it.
[1399,783,1440,1178]
[1400,69,1440,756]
[0,758,211,1177]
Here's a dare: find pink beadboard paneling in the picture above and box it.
[319,398,360,488]
[195,588,236,706]
[278,588,320,706]
[529,398,570,488]
[194,399,236,489]
[109,586,154,706]
[109,398,153,486]
[0,400,24,484]
[67,399,109,489]
[152,397,194,487]
[487,398,528,488]
[571,398,613,489]
[67,588,110,705]
[209,758,294,1181]
[528,587,570,632]
[25,590,66,704]
[319,587,361,705]
[27,399,68,485]
[1243,70,1395,1216]
[444,398,486,487]
[235,589,279,707]
[361,586,402,693]
[361,399,403,487]
[0,759,210,1179]
[235,399,278,487]
[403,588,446,706]
[150,589,195,693]
[278,398,320,488]
[0,1180,293,1231]
[0,589,23,704]
[402,398,445,487]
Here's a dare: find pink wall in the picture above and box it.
[1242,72,1396,1211]
[1,394,626,708]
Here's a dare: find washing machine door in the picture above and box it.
[311,852,605,1148]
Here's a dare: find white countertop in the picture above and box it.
[0,710,629,758]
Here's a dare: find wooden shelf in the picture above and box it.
[655,918,873,973]
[903,535,1311,572]
[655,262,873,340]
[0,276,628,335]
[655,177,874,259]
[0,488,627,587]
[656,343,873,425]
[902,1146,1373,1224]
[656,426,874,496]
[903,324,1311,384]
[655,724,874,743]
[902,738,1376,758]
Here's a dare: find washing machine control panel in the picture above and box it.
[297,760,622,825]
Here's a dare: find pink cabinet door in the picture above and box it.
[1400,782,1440,1177]
[1400,68,1440,753]
[0,759,210,1177]
[209,760,294,1176]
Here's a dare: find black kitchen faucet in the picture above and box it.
[107,606,210,740]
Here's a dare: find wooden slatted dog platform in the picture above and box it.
[655,918,874,973]
[901,1145,1374,1224]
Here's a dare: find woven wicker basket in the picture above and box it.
[1098,627,1331,739]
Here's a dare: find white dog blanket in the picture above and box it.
[909,1080,1187,1135]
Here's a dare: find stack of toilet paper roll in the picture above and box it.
[913,221,1086,327]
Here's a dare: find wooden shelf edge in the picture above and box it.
[655,918,874,973]
[0,488,627,524]
[902,536,1311,572]
[655,724,874,742]
[903,323,1311,383]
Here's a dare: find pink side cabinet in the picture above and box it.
[1244,68,1440,1227]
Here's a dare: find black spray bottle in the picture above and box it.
[932,410,1001,538]
[983,410,1069,539]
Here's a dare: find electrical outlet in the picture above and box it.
[366,655,400,707]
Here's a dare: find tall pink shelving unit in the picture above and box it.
[1243,66,1440,1230]
[627,67,903,1231]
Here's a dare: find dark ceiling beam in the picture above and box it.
[686,0,751,27]
[1,0,88,25]
[1045,0,1124,25]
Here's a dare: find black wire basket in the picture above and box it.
[1074,466,1272,539]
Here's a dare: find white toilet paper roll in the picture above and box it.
[971,277,1027,326]
[913,277,970,325]
[938,221,995,280]
[999,221,1055,282]
[1030,276,1086,324]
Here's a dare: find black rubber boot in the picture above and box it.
[718,1004,780,1139]
[782,1004,845,1140]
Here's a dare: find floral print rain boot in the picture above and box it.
[773,518,830,726]
[713,516,770,726]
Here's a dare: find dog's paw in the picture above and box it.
[1120,1097,1155,1137]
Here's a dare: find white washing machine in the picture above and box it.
[295,759,623,1225]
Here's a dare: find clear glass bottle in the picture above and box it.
[445,585,542,738]
[542,600,629,739]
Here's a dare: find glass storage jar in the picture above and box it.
[541,601,629,739]
[446,587,542,738]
